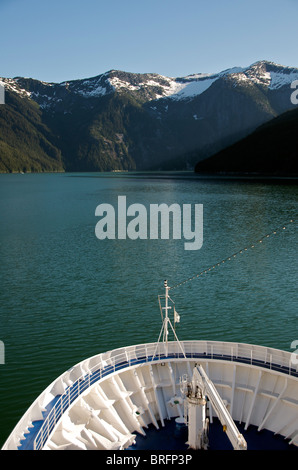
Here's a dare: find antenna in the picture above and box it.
[152,280,186,360]
[163,280,170,345]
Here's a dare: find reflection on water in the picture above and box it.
[0,172,297,446]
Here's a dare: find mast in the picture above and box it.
[163,280,170,348]
[153,280,185,360]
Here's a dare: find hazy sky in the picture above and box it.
[1,0,298,82]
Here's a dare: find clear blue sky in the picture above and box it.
[1,0,298,83]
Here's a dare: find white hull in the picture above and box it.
[3,340,298,450]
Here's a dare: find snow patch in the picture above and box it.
[73,80,108,97]
[107,72,221,101]
[108,77,138,91]
[269,70,298,89]
[0,78,31,97]
[77,85,107,97]
[3,62,298,106]
[232,67,298,90]
[167,77,218,100]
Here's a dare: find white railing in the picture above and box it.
[2,340,297,450]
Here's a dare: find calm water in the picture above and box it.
[0,172,297,447]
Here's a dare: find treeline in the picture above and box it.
[0,91,63,173]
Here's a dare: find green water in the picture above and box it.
[0,172,297,447]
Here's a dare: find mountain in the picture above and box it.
[194,106,298,176]
[1,60,298,173]
[0,88,63,173]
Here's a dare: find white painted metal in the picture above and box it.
[2,340,298,450]
[180,371,209,449]
[182,365,247,450]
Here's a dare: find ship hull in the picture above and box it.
[2,340,298,450]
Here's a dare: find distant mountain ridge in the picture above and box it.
[195,106,298,176]
[1,60,298,173]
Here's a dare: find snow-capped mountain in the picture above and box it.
[3,60,298,104]
[1,60,298,173]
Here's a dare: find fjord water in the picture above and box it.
[0,172,297,447]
